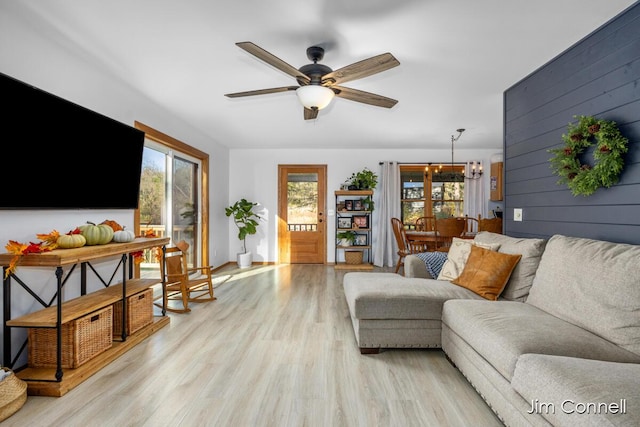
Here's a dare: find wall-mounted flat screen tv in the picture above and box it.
[1,72,145,209]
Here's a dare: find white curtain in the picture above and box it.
[373,161,401,267]
[463,162,487,219]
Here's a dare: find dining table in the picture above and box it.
[405,230,439,251]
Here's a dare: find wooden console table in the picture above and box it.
[1,236,170,396]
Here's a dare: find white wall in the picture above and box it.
[228,148,500,264]
[0,3,230,362]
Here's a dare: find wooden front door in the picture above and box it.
[278,165,327,264]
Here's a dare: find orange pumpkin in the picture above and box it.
[101,219,123,232]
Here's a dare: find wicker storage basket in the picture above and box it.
[113,288,153,336]
[0,368,27,422]
[345,250,363,265]
[28,306,113,369]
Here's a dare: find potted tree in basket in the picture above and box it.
[225,198,261,268]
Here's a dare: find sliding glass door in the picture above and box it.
[138,142,201,273]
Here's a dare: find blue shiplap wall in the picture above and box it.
[503,2,640,244]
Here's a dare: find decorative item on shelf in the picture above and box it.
[57,228,86,249]
[225,198,261,268]
[78,221,114,245]
[363,195,374,212]
[346,167,378,190]
[100,219,124,232]
[344,250,364,265]
[354,234,368,246]
[112,227,136,243]
[4,230,60,278]
[337,217,353,229]
[352,215,369,229]
[548,115,629,196]
[337,230,357,246]
[344,200,354,211]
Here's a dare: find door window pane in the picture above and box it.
[287,173,318,232]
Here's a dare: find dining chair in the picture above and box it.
[415,216,436,232]
[156,240,216,313]
[391,218,430,274]
[434,217,466,251]
[478,216,503,234]
[460,215,479,239]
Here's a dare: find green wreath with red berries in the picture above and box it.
[549,115,628,196]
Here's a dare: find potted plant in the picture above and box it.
[225,198,261,268]
[346,167,378,190]
[337,230,357,247]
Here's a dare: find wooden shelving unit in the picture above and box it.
[1,237,170,397]
[335,190,374,270]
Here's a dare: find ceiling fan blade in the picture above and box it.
[304,107,319,120]
[225,86,299,98]
[322,53,399,85]
[236,42,310,84]
[333,85,398,108]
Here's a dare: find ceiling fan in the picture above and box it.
[224,41,400,120]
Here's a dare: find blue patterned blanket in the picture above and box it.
[413,252,448,278]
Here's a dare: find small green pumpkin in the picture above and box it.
[112,227,135,243]
[79,221,114,245]
[57,230,86,249]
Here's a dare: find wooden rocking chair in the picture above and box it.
[156,241,216,313]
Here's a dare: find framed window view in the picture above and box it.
[352,215,369,229]
[337,217,353,229]
[353,199,364,211]
[354,234,368,246]
[345,200,354,211]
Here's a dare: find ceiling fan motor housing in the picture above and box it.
[298,63,333,86]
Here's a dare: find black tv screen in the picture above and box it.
[1,72,145,209]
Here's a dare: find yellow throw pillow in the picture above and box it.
[437,238,501,281]
[452,245,522,300]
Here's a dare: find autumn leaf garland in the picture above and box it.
[4,230,60,278]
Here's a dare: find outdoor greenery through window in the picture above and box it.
[400,165,465,228]
[287,173,318,231]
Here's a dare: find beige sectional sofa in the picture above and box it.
[342,232,640,426]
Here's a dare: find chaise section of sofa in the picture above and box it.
[343,272,481,353]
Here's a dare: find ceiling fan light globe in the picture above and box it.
[296,85,334,110]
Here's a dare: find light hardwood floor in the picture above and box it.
[5,264,502,427]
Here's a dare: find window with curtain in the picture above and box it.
[400,165,465,228]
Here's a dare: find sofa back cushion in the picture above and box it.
[526,234,640,357]
[473,232,547,301]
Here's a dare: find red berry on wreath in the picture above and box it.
[570,134,584,141]
[588,124,601,134]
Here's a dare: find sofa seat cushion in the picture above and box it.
[512,354,640,427]
[526,235,640,357]
[442,300,640,381]
[473,231,547,301]
[343,272,482,320]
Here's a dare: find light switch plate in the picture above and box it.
[514,208,523,222]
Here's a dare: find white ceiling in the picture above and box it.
[8,0,637,151]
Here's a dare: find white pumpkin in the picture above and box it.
[112,228,136,243]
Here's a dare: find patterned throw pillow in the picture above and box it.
[414,251,448,278]
[437,238,500,281]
